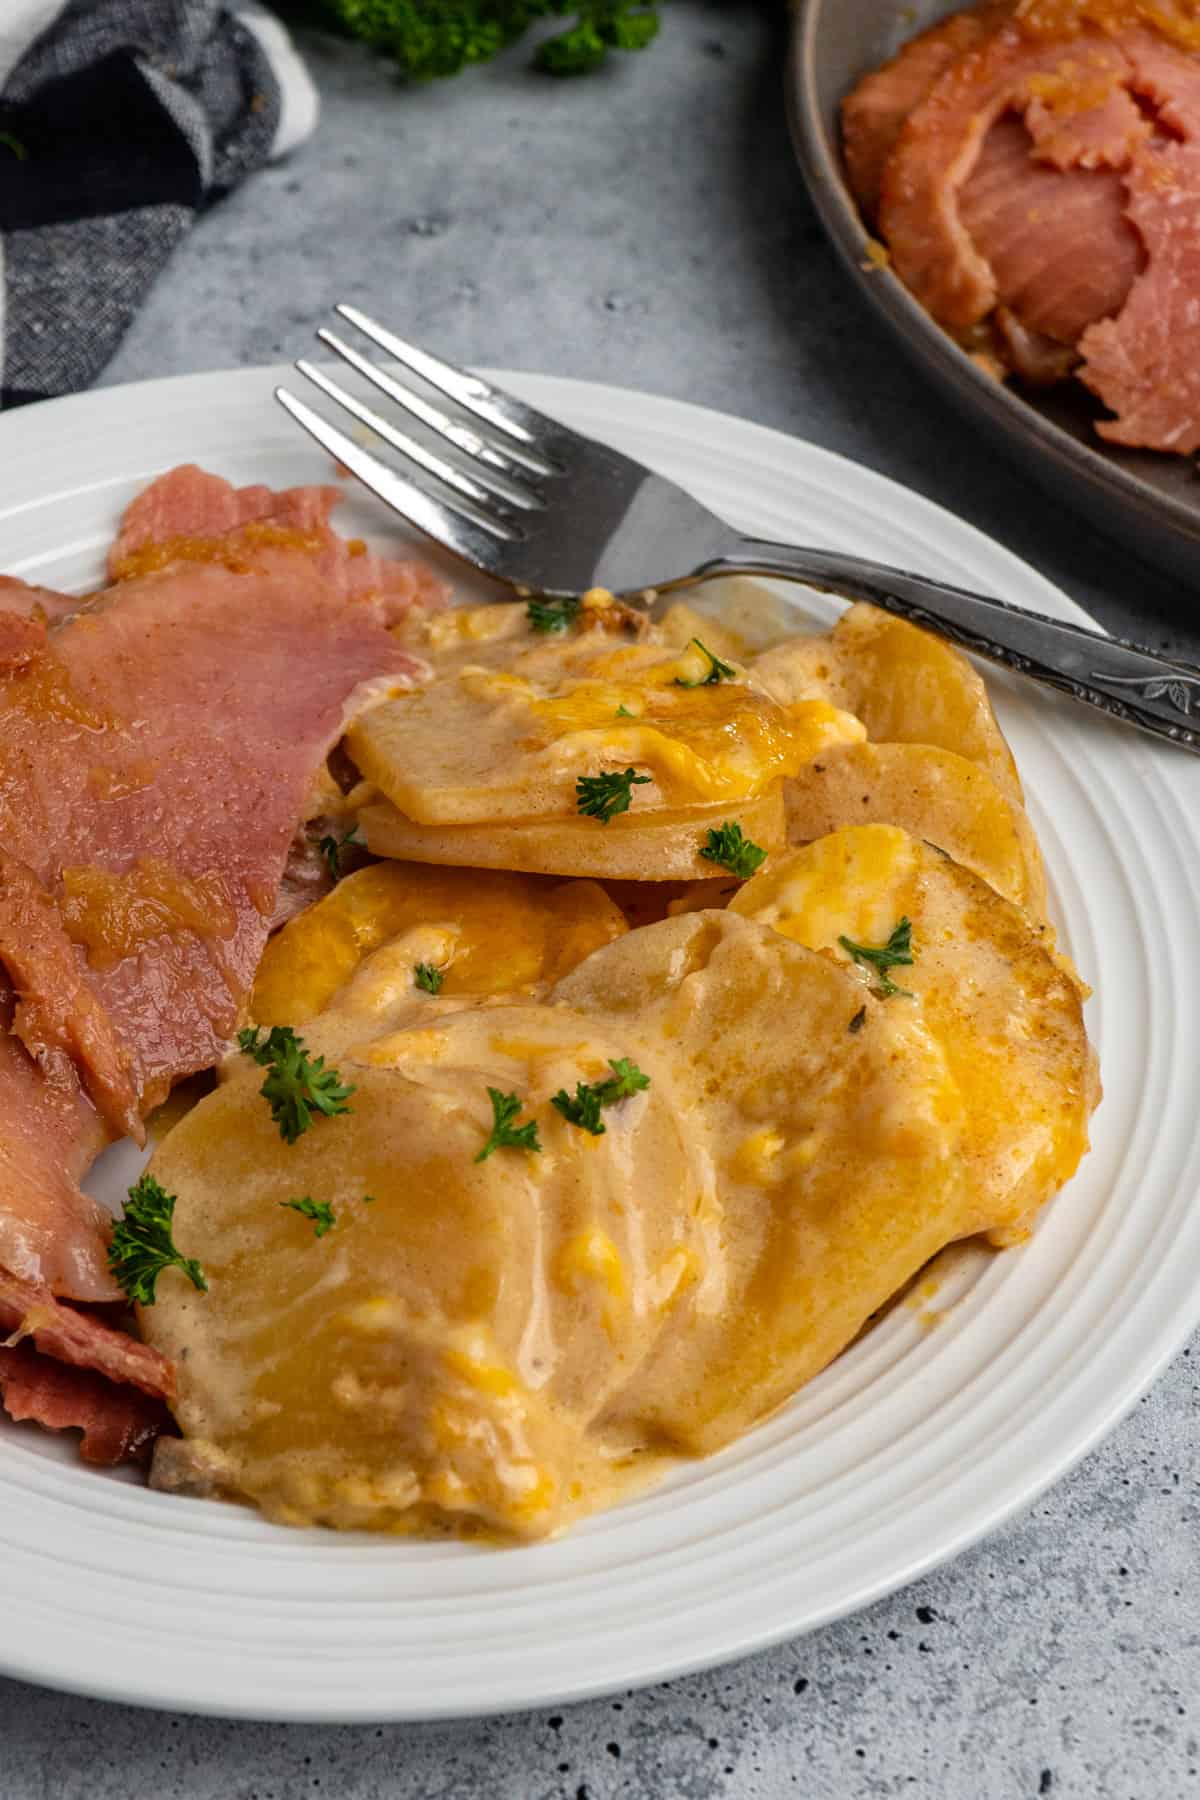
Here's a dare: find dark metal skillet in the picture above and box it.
[788,0,1200,588]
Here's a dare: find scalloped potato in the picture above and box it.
[143,911,973,1532]
[140,591,1099,1544]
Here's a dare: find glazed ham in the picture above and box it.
[845,5,1200,451]
[0,468,445,1454]
[0,1342,169,1465]
[108,464,448,617]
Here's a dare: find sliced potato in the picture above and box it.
[784,740,1046,918]
[347,626,862,828]
[553,909,968,1452]
[730,824,1097,1245]
[251,862,628,1025]
[753,602,1022,801]
[358,789,787,882]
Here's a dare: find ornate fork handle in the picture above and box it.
[697,539,1200,752]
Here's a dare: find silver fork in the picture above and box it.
[276,305,1200,756]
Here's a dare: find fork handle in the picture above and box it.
[699,539,1200,753]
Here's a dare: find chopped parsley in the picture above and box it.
[279,1196,336,1238]
[237,1025,355,1143]
[318,824,363,882]
[475,1087,542,1163]
[699,820,767,881]
[552,1057,652,1136]
[576,766,651,824]
[0,132,27,161]
[615,704,634,718]
[527,595,580,634]
[675,637,737,687]
[108,1173,208,1306]
[838,918,915,999]
[414,962,444,994]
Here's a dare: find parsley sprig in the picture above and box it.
[318,824,363,882]
[414,962,444,994]
[700,820,767,881]
[108,1174,208,1306]
[528,595,581,634]
[238,1026,355,1143]
[576,766,651,824]
[838,918,915,999]
[475,1087,542,1163]
[675,637,737,687]
[552,1057,651,1136]
[279,1196,337,1238]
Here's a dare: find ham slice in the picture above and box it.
[878,25,1148,331]
[108,465,449,619]
[0,576,79,625]
[842,6,1011,219]
[0,1268,171,1396]
[0,1019,116,1301]
[1079,139,1200,449]
[960,114,1143,346]
[0,558,424,1116]
[0,1341,169,1465]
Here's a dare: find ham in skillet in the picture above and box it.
[0,468,445,1456]
[844,4,1200,451]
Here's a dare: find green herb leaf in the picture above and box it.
[615,704,634,718]
[576,766,651,824]
[414,962,444,994]
[675,637,737,688]
[306,1,662,80]
[475,1087,542,1163]
[699,820,767,881]
[237,1025,355,1143]
[551,1057,651,1135]
[0,131,27,161]
[838,918,915,999]
[108,1174,208,1306]
[527,595,580,634]
[318,824,363,883]
[279,1195,337,1238]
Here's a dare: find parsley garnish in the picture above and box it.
[576,766,651,824]
[0,132,27,162]
[552,1057,651,1136]
[475,1087,542,1162]
[318,825,363,883]
[615,704,634,718]
[279,1196,336,1238]
[238,1025,355,1143]
[108,1174,208,1306]
[675,637,737,687]
[838,918,915,999]
[528,595,580,634]
[699,820,767,881]
[414,962,444,994]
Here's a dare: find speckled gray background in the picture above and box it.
[2,5,1199,1795]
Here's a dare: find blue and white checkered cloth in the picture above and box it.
[0,1,317,406]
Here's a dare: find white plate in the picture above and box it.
[1,367,1196,1724]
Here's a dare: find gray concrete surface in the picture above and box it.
[2,4,1199,1795]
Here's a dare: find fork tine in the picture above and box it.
[316,328,556,481]
[335,304,562,455]
[274,387,517,571]
[295,359,530,518]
